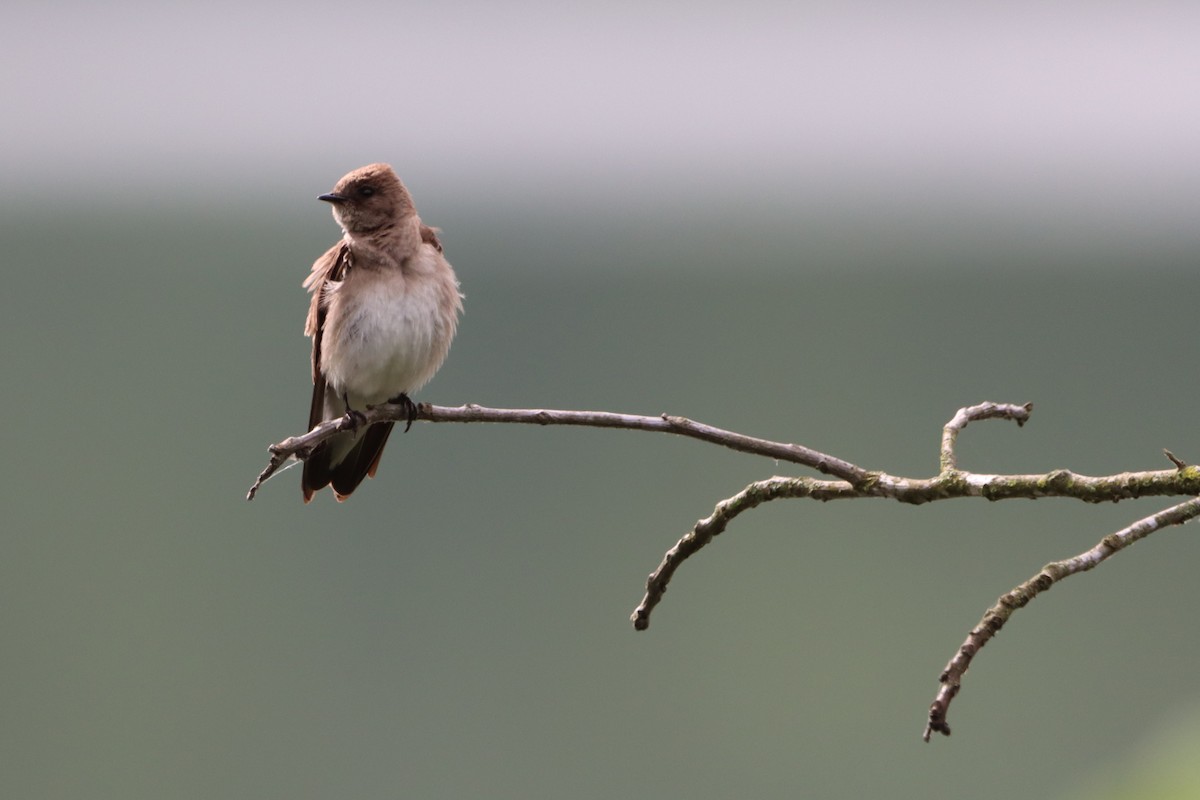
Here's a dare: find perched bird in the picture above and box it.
[301,163,462,502]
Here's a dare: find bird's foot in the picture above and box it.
[342,392,367,432]
[388,393,418,432]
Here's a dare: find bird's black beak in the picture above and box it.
[318,192,347,204]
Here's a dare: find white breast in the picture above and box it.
[320,249,457,406]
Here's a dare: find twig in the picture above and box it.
[246,411,365,500]
[923,496,1200,741]
[940,401,1033,472]
[631,476,856,630]
[1164,449,1188,469]
[248,402,874,500]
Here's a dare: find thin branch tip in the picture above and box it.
[923,496,1200,739]
[1164,449,1188,469]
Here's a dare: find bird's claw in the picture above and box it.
[388,393,418,432]
[342,392,368,432]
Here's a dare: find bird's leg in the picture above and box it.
[387,393,418,432]
[342,392,367,432]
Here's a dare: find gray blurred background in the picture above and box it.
[4,2,1200,798]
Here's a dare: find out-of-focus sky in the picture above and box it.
[7,1,1199,247]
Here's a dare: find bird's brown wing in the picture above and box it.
[301,243,351,502]
[303,242,349,387]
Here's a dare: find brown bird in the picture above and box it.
[301,163,462,502]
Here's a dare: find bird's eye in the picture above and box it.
[357,185,376,198]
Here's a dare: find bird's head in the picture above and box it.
[319,163,415,234]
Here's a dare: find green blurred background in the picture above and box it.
[5,2,1200,798]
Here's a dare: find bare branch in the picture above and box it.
[923,496,1200,741]
[248,402,874,499]
[250,401,1200,503]
[249,399,1200,741]
[631,476,856,630]
[628,400,1199,631]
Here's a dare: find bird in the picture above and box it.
[300,163,462,502]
